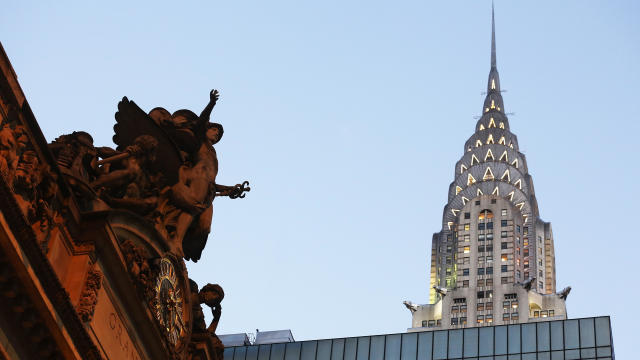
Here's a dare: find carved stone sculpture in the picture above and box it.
[76,266,103,322]
[49,90,250,262]
[189,279,225,360]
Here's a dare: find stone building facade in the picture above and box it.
[0,41,247,359]
[407,7,569,331]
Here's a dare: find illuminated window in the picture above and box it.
[499,122,505,129]
[486,315,493,323]
[492,186,499,195]
[483,167,495,181]
[503,313,510,321]
[486,302,493,310]
[471,154,480,165]
[460,164,467,174]
[477,188,483,196]
[487,134,494,144]
[501,169,510,182]
[516,202,524,210]
[486,278,493,286]
[491,100,495,109]
[455,186,463,195]
[476,139,483,147]
[491,79,496,90]
[452,306,459,313]
[499,136,506,145]
[507,191,515,201]
[477,315,484,324]
[534,311,540,318]
[467,174,476,186]
[460,317,467,325]
[501,209,507,216]
[464,223,470,231]
[524,260,529,269]
[464,246,470,254]
[488,117,496,128]
[477,303,484,311]
[451,209,460,217]
[499,150,508,162]
[514,179,522,189]
[485,149,494,161]
[479,124,485,130]
[512,313,519,321]
[485,108,489,113]
[509,143,514,149]
[501,232,508,239]
[501,254,508,262]
[511,159,519,168]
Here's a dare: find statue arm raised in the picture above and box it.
[199,89,220,124]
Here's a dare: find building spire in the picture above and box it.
[483,1,504,113]
[491,1,496,68]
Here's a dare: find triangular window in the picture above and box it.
[479,124,485,131]
[499,122,505,129]
[487,134,494,144]
[501,169,510,182]
[499,150,508,162]
[492,186,499,195]
[499,136,506,145]
[485,149,495,161]
[508,191,515,201]
[462,196,470,205]
[514,179,522,190]
[477,188,484,196]
[483,167,495,181]
[488,118,496,128]
[456,186,463,195]
[511,159,519,168]
[476,139,483,147]
[491,79,496,90]
[491,100,496,109]
[451,209,460,217]
[467,174,476,186]
[471,154,480,165]
[460,164,467,174]
[516,202,525,210]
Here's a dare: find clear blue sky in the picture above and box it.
[2,0,638,358]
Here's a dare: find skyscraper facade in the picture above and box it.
[406,6,569,331]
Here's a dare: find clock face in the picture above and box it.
[154,258,186,346]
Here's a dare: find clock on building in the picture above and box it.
[154,257,187,346]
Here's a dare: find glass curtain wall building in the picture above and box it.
[223,317,614,360]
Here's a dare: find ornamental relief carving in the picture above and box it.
[77,265,103,322]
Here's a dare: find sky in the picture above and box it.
[2,0,639,358]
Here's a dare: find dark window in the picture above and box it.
[460,317,467,325]
[491,199,497,204]
[463,268,469,276]
[428,320,435,327]
[464,212,470,219]
[501,220,507,226]
[523,227,528,235]
[516,225,520,233]
[451,318,458,325]
[477,268,485,275]
[501,265,508,272]
[462,280,469,287]
[503,313,510,321]
[486,267,493,274]
[454,298,466,304]
[501,277,509,284]
[487,222,493,229]
[478,223,485,230]
[485,290,492,297]
[447,234,452,241]
[475,200,481,205]
[486,245,493,252]
[486,302,493,310]
[477,303,484,311]
[524,248,529,257]
[478,246,485,252]
[422,320,428,327]
[501,242,508,249]
[486,278,493,286]
[477,291,485,299]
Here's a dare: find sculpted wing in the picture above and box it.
[113,97,184,187]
